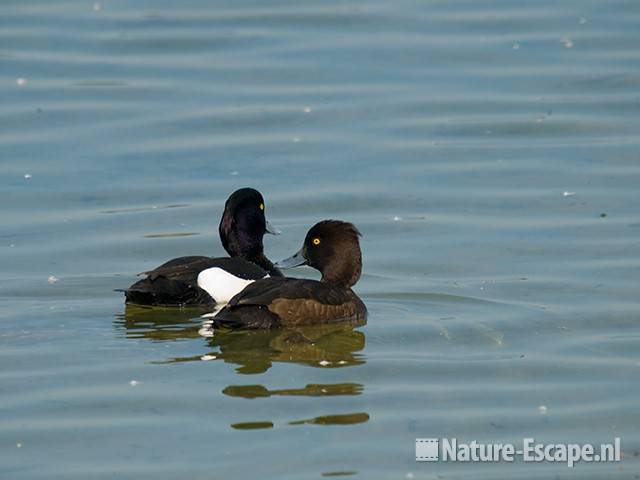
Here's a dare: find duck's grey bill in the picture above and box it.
[265,220,281,235]
[275,250,307,269]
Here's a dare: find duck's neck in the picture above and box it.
[246,252,283,277]
[320,257,361,289]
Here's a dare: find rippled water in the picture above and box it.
[2,0,640,478]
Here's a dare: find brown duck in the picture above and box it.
[211,220,367,329]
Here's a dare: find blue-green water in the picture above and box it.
[2,1,640,478]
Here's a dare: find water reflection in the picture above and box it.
[203,324,366,374]
[289,412,370,426]
[115,304,206,341]
[230,421,274,430]
[223,383,364,399]
[231,412,370,430]
[321,471,358,477]
[116,305,367,373]
[116,305,370,430]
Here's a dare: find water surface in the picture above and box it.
[1,0,640,478]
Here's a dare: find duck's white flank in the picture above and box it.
[196,267,268,304]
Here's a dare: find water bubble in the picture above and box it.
[129,380,139,387]
[563,191,576,197]
[303,106,312,113]
[512,42,520,50]
[47,275,59,284]
[230,171,239,176]
[292,137,300,143]
[16,78,27,86]
[579,16,587,25]
[24,173,32,179]
[538,405,548,415]
[393,216,403,221]
[16,443,22,448]
[93,2,101,11]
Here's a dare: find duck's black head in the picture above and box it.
[276,220,362,288]
[219,188,279,262]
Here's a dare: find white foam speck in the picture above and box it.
[201,354,217,361]
[562,38,574,49]
[303,106,312,113]
[563,191,576,197]
[17,78,27,86]
[230,171,239,176]
[538,405,548,415]
[319,360,330,366]
[393,216,402,221]
[47,275,59,284]
[292,137,300,143]
[406,473,414,480]
[512,42,520,50]
[129,380,139,387]
[16,443,22,448]
[338,360,347,365]
[24,173,32,179]
[93,2,101,11]
[579,16,587,25]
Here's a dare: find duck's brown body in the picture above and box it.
[212,277,367,329]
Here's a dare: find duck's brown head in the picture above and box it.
[276,220,363,288]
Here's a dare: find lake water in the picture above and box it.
[1,0,639,478]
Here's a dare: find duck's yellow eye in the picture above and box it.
[259,203,264,210]
[312,238,321,246]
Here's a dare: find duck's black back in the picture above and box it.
[124,256,268,307]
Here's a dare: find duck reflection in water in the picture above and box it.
[116,304,205,341]
[117,305,366,373]
[203,321,366,374]
[117,305,369,428]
